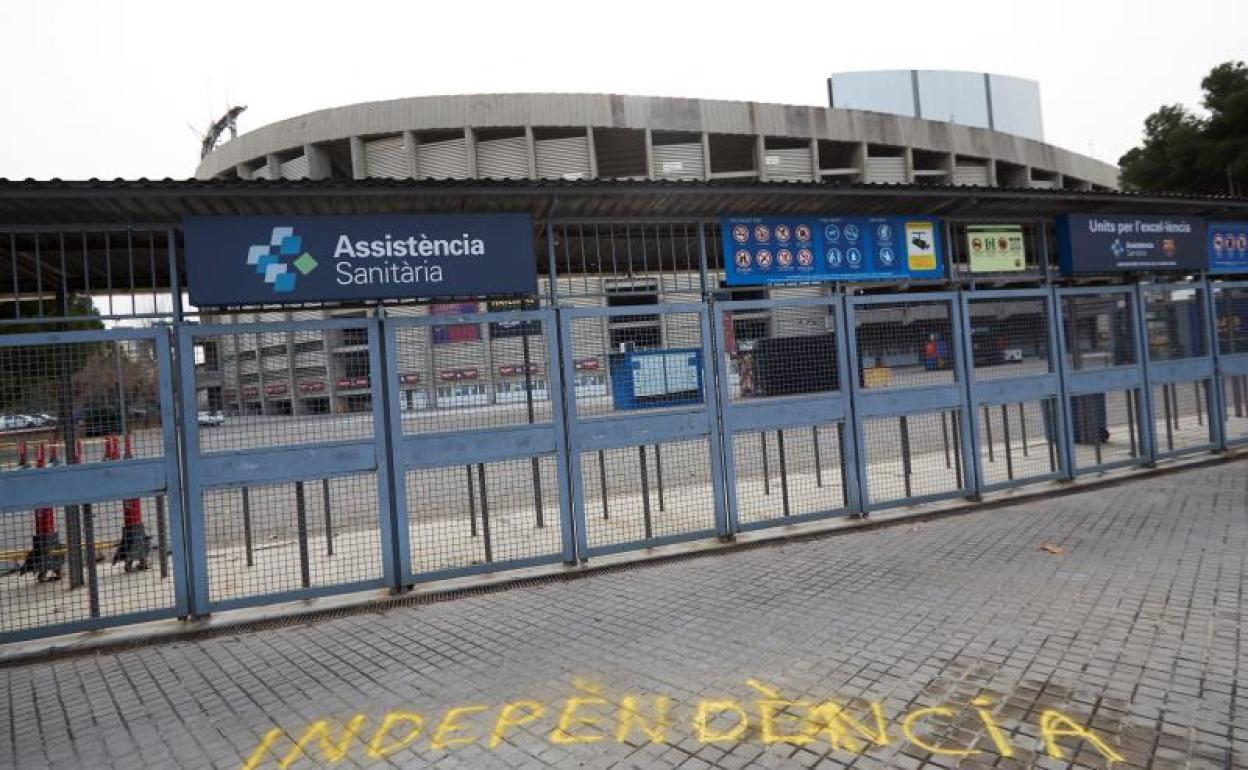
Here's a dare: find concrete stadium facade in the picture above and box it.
[195,92,1119,190]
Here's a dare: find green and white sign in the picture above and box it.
[967,225,1027,272]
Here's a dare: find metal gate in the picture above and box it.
[1053,286,1152,474]
[1,327,188,643]
[1139,281,1219,458]
[1213,279,1248,446]
[383,307,575,584]
[959,289,1068,492]
[712,295,859,531]
[178,317,397,613]
[559,304,727,556]
[844,292,976,510]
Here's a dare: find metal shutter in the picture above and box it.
[364,136,408,178]
[651,142,704,179]
[278,155,309,180]
[476,136,530,179]
[864,156,906,184]
[953,162,990,187]
[417,137,469,179]
[763,147,813,182]
[535,135,591,179]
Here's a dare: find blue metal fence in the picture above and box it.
[5,280,1248,643]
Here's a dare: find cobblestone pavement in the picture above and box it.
[2,460,1245,770]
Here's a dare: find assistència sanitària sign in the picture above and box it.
[183,214,537,306]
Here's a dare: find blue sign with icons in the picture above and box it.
[1209,221,1248,274]
[722,216,943,285]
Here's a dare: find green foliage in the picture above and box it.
[1119,61,1248,194]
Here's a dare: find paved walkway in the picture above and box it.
[2,460,1245,770]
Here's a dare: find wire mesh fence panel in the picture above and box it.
[722,304,840,402]
[976,398,1062,487]
[1150,381,1215,455]
[191,326,375,453]
[966,297,1051,381]
[567,311,706,419]
[1,494,178,637]
[1061,293,1138,370]
[392,313,555,435]
[200,473,383,604]
[1142,285,1207,361]
[854,300,958,390]
[579,438,717,550]
[862,411,964,506]
[1214,285,1248,355]
[404,456,563,575]
[550,223,706,306]
[1223,375,1248,443]
[0,229,177,326]
[732,423,847,527]
[1,338,164,472]
[1069,389,1145,473]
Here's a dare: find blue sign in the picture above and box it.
[722,216,943,284]
[184,215,536,306]
[608,349,703,410]
[1057,214,1206,274]
[1209,221,1248,274]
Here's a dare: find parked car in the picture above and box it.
[197,411,224,428]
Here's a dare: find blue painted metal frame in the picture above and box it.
[1052,285,1153,475]
[1212,279,1248,447]
[0,327,190,643]
[384,308,577,585]
[1139,280,1219,460]
[560,303,728,557]
[844,291,977,512]
[177,317,396,615]
[958,288,1069,493]
[711,296,860,532]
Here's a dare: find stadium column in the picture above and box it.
[755,134,767,182]
[304,143,332,180]
[701,132,712,180]
[644,128,655,180]
[902,146,915,183]
[586,126,599,178]
[350,136,366,180]
[464,127,478,178]
[402,131,420,178]
[524,126,537,179]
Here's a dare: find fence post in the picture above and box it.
[839,295,870,515]
[700,303,731,540]
[708,297,740,536]
[1203,276,1228,451]
[176,323,211,618]
[374,309,406,592]
[1048,288,1076,480]
[953,290,984,500]
[1132,284,1158,465]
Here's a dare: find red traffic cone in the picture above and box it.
[20,444,63,581]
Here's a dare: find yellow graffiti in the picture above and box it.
[693,699,749,743]
[365,711,425,759]
[277,715,367,769]
[614,696,671,744]
[806,701,890,752]
[430,705,487,750]
[237,682,1128,768]
[901,706,980,757]
[1040,709,1124,762]
[489,701,545,749]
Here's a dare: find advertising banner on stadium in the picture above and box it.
[1056,214,1206,274]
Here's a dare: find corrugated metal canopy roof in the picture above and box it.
[1,177,1247,224]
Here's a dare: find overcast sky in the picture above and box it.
[2,0,1243,180]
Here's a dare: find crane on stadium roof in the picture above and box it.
[198,106,247,160]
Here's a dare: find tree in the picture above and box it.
[1119,61,1248,194]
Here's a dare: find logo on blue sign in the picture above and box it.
[246,226,319,294]
[1110,238,1126,259]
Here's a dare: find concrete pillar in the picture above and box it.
[403,130,420,178]
[524,126,537,179]
[234,163,252,180]
[809,138,821,181]
[854,141,868,181]
[942,152,956,183]
[902,146,915,183]
[464,127,478,178]
[349,136,366,180]
[755,135,767,181]
[644,128,655,180]
[304,143,331,180]
[985,158,999,187]
[586,126,598,179]
[265,153,282,180]
[701,132,713,180]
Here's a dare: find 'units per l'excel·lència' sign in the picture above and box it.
[183,215,536,306]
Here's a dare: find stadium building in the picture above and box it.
[191,74,1121,417]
